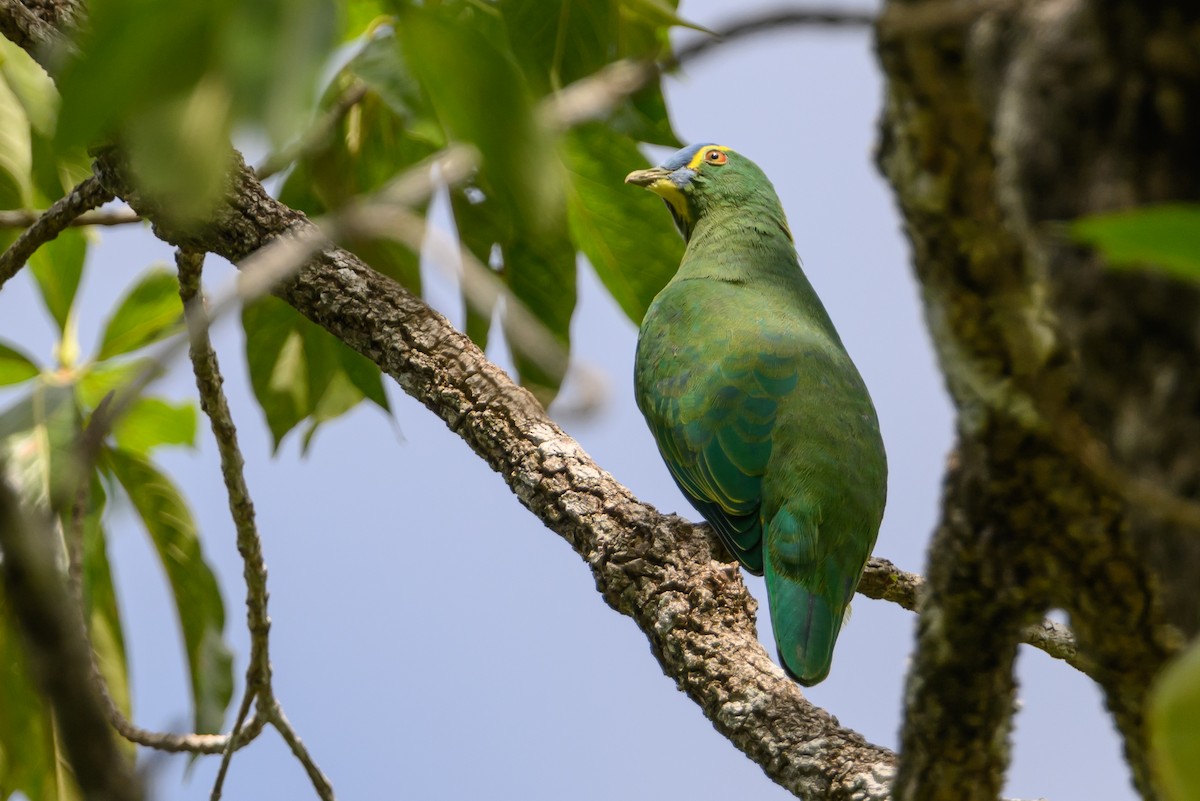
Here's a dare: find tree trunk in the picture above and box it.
[875,1,1200,798]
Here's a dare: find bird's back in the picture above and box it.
[635,222,886,683]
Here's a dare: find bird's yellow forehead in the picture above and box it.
[686,145,731,170]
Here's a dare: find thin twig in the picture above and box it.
[65,396,270,755]
[671,7,875,66]
[0,207,142,228]
[176,248,283,797]
[0,175,114,289]
[264,700,337,801]
[210,688,258,801]
[858,556,1088,675]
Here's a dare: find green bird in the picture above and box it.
[626,144,887,685]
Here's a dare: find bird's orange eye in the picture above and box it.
[705,149,727,165]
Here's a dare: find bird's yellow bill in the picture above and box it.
[625,167,689,222]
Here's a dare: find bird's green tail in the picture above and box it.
[765,557,842,685]
[764,507,851,686]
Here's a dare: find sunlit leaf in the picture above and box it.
[621,0,710,33]
[112,397,197,455]
[243,295,334,448]
[0,381,83,514]
[76,357,150,410]
[105,448,233,734]
[97,267,184,360]
[1072,205,1200,281]
[0,70,32,211]
[27,226,86,339]
[1150,635,1200,801]
[398,6,557,231]
[342,0,392,41]
[0,382,90,801]
[347,32,444,147]
[243,295,388,450]
[0,38,58,137]
[337,342,390,415]
[561,123,682,323]
[0,341,39,387]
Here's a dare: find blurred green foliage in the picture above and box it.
[0,1,694,797]
[1150,636,1200,801]
[1072,204,1200,281]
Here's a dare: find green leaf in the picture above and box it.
[243,295,388,449]
[0,380,83,514]
[1151,635,1200,801]
[504,209,576,406]
[106,448,233,735]
[76,357,151,410]
[337,343,390,415]
[0,382,98,801]
[1072,204,1200,281]
[342,0,392,41]
[451,183,512,351]
[561,123,682,322]
[55,0,220,151]
[97,267,185,360]
[501,0,619,94]
[78,477,133,735]
[112,397,197,455]
[398,6,558,232]
[0,38,58,137]
[0,340,39,386]
[0,599,67,801]
[28,225,87,338]
[243,295,335,448]
[347,32,444,148]
[0,70,32,210]
[221,0,339,148]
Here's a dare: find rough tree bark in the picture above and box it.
[4,0,1199,799]
[876,0,1199,798]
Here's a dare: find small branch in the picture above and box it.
[210,687,257,801]
[264,700,337,801]
[858,556,1088,675]
[0,472,142,801]
[176,248,285,797]
[672,7,875,66]
[858,556,925,611]
[0,175,114,290]
[0,207,142,228]
[0,0,69,61]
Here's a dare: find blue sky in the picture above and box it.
[0,1,1135,799]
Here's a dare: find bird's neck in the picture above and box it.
[680,205,802,284]
[676,205,844,343]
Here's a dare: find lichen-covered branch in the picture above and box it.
[859,556,1085,674]
[0,175,113,289]
[875,0,1182,798]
